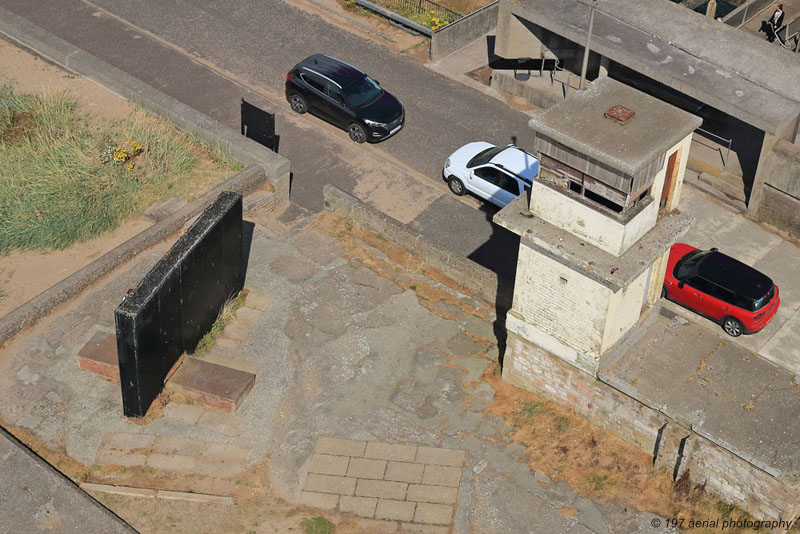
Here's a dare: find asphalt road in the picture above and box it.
[0,0,534,282]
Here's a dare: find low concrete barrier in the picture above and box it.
[431,1,499,62]
[322,185,511,305]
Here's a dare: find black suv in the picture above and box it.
[285,54,404,143]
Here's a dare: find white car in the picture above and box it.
[443,142,539,208]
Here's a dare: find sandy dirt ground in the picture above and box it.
[0,40,154,316]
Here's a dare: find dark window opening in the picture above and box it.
[584,188,623,213]
[569,181,583,194]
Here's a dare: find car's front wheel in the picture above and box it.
[722,316,744,337]
[289,94,307,114]
[348,123,367,143]
[448,176,465,196]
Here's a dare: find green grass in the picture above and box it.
[301,517,335,534]
[0,85,238,254]
[192,291,246,357]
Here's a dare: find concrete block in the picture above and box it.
[193,458,247,478]
[400,524,450,534]
[202,442,252,462]
[406,484,458,505]
[421,465,461,488]
[201,353,259,375]
[94,449,147,468]
[375,499,416,522]
[196,412,245,437]
[365,442,417,462]
[346,458,387,479]
[299,491,339,510]
[339,496,378,517]
[77,332,119,380]
[308,453,350,476]
[414,503,453,525]
[244,291,272,311]
[221,322,252,341]
[385,461,424,483]
[162,403,206,425]
[355,479,408,500]
[153,435,206,456]
[167,358,255,413]
[156,490,233,504]
[304,473,357,496]
[315,436,366,457]
[146,453,197,474]
[234,307,262,326]
[80,483,157,499]
[414,447,465,467]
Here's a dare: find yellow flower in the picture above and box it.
[127,162,135,171]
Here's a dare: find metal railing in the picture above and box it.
[355,0,462,36]
[692,127,733,168]
[723,0,775,27]
[774,17,800,51]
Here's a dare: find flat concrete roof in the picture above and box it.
[507,0,800,139]
[493,194,693,291]
[529,77,702,175]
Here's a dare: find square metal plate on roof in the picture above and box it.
[604,105,635,124]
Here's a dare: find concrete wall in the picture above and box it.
[503,331,800,523]
[752,138,800,240]
[601,268,649,353]
[495,7,543,59]
[430,1,499,62]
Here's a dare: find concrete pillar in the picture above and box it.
[705,0,717,18]
[495,2,543,59]
[747,132,778,216]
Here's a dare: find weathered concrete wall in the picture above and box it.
[503,331,800,523]
[601,268,649,352]
[752,139,800,239]
[495,7,543,59]
[430,2,499,62]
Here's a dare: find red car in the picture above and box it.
[663,243,780,337]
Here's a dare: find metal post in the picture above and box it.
[579,0,598,90]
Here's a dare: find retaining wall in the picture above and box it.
[755,139,800,240]
[430,1,499,62]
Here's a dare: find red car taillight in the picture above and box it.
[754,312,766,322]
[286,72,291,82]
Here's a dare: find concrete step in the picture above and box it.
[698,171,746,202]
[143,197,188,223]
[77,331,119,380]
[167,358,255,413]
[689,172,746,212]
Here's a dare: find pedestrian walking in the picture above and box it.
[762,4,785,42]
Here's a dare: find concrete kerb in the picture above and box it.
[322,185,509,306]
[0,7,290,197]
[0,167,267,346]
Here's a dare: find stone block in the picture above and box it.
[375,499,416,522]
[299,491,339,510]
[339,496,378,517]
[203,442,253,462]
[355,479,407,500]
[305,473,357,496]
[153,435,206,456]
[365,442,416,462]
[347,458,386,479]
[400,523,450,534]
[308,453,350,476]
[94,449,146,468]
[77,332,119,380]
[201,353,259,375]
[414,447,465,467]
[167,358,255,413]
[163,403,206,425]
[422,465,461,488]
[244,291,272,311]
[146,453,197,474]
[406,484,458,505]
[385,461,424,483]
[414,503,453,525]
[315,436,366,457]
[221,322,252,342]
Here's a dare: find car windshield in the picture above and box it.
[674,249,711,280]
[468,146,504,168]
[343,75,383,108]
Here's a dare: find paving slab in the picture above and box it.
[356,479,408,500]
[167,358,255,413]
[315,437,367,457]
[299,491,339,510]
[308,453,350,476]
[347,457,387,479]
[339,495,378,517]
[305,474,358,496]
[414,447,465,467]
[414,503,453,525]
[365,442,417,462]
[376,499,416,522]
[385,461,424,483]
